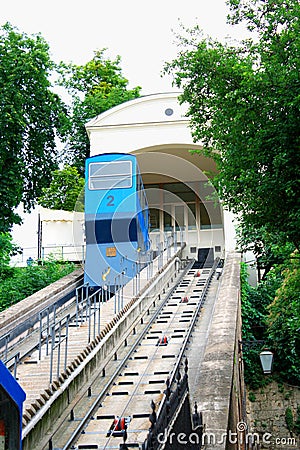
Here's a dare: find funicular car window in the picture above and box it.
[89,161,133,190]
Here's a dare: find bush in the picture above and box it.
[0,232,21,279]
[267,255,300,385]
[0,258,75,312]
[240,262,281,389]
[285,407,294,433]
[241,256,300,388]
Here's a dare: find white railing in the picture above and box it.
[10,244,85,266]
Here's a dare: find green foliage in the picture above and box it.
[0,25,142,228]
[0,23,69,231]
[248,392,256,402]
[240,262,274,388]
[241,262,281,338]
[38,165,84,212]
[237,225,296,278]
[0,258,75,312]
[165,0,300,252]
[267,255,300,385]
[58,49,141,173]
[285,407,294,433]
[0,232,20,278]
[283,405,300,436]
[167,1,300,388]
[241,258,300,388]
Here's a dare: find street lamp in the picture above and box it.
[239,340,274,374]
[259,349,274,374]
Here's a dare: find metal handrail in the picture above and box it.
[4,352,20,379]
[49,314,70,385]
[61,258,193,450]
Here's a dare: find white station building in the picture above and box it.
[86,92,237,262]
[12,92,237,266]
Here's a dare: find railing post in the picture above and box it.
[1,332,10,361]
[121,271,124,310]
[98,292,101,336]
[64,316,69,373]
[50,326,55,385]
[87,296,91,343]
[13,353,20,379]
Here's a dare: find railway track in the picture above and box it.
[8,246,184,450]
[39,260,218,450]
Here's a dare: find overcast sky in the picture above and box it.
[1,0,247,94]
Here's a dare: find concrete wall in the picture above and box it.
[197,252,243,449]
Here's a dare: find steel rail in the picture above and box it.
[151,258,220,442]
[169,258,219,384]
[100,260,202,450]
[61,259,195,450]
[70,260,217,450]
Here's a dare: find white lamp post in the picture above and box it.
[259,349,274,374]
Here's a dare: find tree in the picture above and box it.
[38,165,84,212]
[0,232,20,279]
[267,255,300,385]
[0,23,69,232]
[58,50,141,174]
[166,4,300,388]
[240,262,283,388]
[165,0,300,253]
[237,225,295,280]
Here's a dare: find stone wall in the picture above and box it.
[246,381,300,449]
[196,251,243,449]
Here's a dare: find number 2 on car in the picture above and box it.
[107,195,114,206]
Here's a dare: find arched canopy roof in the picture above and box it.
[85,92,217,177]
[86,92,188,129]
